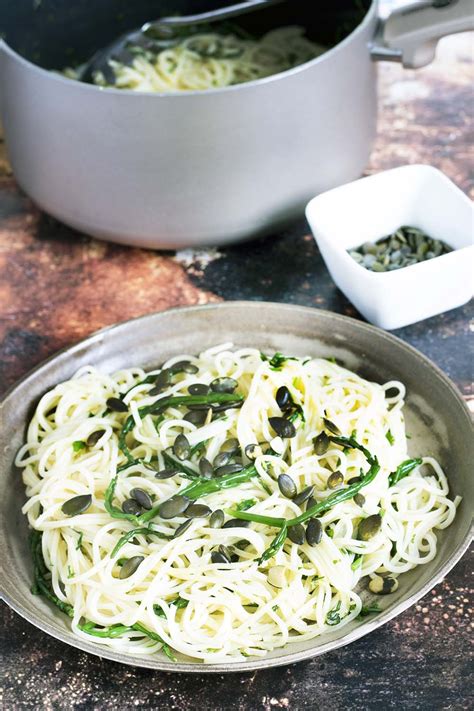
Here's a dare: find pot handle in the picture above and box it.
[371,0,474,68]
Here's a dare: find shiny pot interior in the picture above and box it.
[2,0,371,75]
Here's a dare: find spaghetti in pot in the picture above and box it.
[18,344,459,662]
[66,26,326,92]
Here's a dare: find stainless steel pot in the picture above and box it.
[0,1,472,249]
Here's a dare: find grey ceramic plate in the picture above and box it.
[1,302,472,672]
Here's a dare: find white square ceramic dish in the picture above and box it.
[305,165,474,330]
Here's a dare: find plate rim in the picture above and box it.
[1,301,473,673]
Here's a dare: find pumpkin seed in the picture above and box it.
[293,486,314,506]
[218,544,232,561]
[268,417,296,439]
[287,523,305,545]
[349,250,363,263]
[86,429,105,447]
[362,242,377,255]
[245,443,262,460]
[306,518,323,546]
[348,227,452,273]
[184,409,210,425]
[278,474,297,499]
[354,493,365,508]
[323,417,341,435]
[221,438,240,454]
[276,386,292,411]
[369,575,399,595]
[199,457,213,479]
[122,498,142,516]
[187,383,209,396]
[154,468,177,480]
[61,494,92,516]
[106,397,128,413]
[173,433,191,461]
[313,431,330,455]
[347,476,362,486]
[267,565,287,588]
[209,509,225,528]
[150,369,171,393]
[210,377,238,393]
[159,495,190,519]
[119,556,144,579]
[363,254,376,268]
[130,488,153,510]
[358,514,382,541]
[214,463,243,477]
[327,471,344,490]
[185,504,212,518]
[223,518,250,529]
[187,402,212,411]
[211,551,230,565]
[169,360,198,374]
[173,519,193,538]
[213,451,233,468]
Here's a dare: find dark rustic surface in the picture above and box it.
[0,29,473,711]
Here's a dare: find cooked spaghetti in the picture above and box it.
[19,344,459,662]
[69,26,325,91]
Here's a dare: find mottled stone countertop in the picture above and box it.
[0,28,472,711]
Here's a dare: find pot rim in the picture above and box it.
[0,1,377,99]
